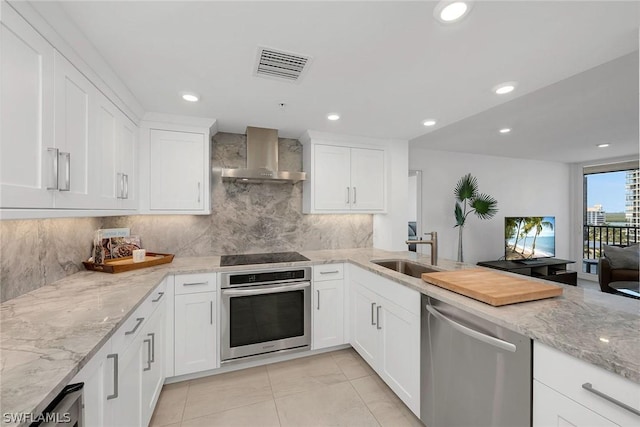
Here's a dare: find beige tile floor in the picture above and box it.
[150,348,423,427]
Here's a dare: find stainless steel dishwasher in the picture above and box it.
[421,295,532,427]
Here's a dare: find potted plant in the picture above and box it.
[454,173,498,262]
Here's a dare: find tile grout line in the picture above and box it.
[345,377,383,427]
[265,364,284,427]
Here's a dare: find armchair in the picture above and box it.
[597,244,640,294]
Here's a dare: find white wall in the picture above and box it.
[410,148,571,265]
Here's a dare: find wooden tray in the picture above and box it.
[422,268,563,306]
[83,252,174,273]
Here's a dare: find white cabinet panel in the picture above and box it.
[312,144,351,211]
[302,140,386,214]
[349,266,421,416]
[149,129,205,211]
[534,380,618,427]
[174,292,217,376]
[95,94,118,208]
[53,51,95,208]
[312,279,344,350]
[350,147,384,211]
[72,339,113,427]
[117,116,137,209]
[0,3,55,208]
[141,301,165,427]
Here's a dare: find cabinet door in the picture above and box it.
[377,298,420,416]
[313,144,351,211]
[0,4,55,208]
[94,93,119,209]
[53,51,96,208]
[141,305,165,427]
[350,282,379,367]
[111,337,144,427]
[117,114,137,209]
[174,292,217,376]
[533,380,618,427]
[149,129,204,211]
[350,147,384,211]
[72,339,113,427]
[312,279,344,350]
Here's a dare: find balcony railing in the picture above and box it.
[582,225,640,273]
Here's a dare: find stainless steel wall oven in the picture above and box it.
[220,267,311,363]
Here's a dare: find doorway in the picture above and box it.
[408,170,422,252]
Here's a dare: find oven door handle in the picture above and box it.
[222,282,310,296]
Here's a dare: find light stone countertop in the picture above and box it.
[1,248,639,425]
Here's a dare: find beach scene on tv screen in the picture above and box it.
[505,216,555,260]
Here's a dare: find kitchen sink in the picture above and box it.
[371,259,439,278]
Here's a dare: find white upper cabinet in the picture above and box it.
[0,2,139,218]
[52,51,95,208]
[139,116,216,215]
[301,132,387,214]
[0,3,55,209]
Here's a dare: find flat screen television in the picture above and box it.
[504,216,555,260]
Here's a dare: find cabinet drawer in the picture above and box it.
[534,341,640,425]
[314,264,344,282]
[175,272,217,295]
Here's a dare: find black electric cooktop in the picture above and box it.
[220,251,310,266]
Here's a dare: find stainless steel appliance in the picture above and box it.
[220,266,311,363]
[31,382,83,426]
[421,295,532,427]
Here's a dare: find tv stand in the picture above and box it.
[477,258,577,286]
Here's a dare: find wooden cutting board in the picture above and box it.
[421,268,563,306]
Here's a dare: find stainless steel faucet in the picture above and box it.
[406,231,438,266]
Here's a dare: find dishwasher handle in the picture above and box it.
[426,304,517,353]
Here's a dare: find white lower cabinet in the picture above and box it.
[72,282,166,427]
[174,273,218,376]
[349,266,420,416]
[534,341,640,427]
[312,264,345,350]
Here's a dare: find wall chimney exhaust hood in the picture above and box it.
[221,127,306,183]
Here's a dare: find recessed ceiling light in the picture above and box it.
[597,143,610,148]
[493,82,517,95]
[423,119,437,127]
[499,128,511,134]
[182,93,199,102]
[327,113,340,121]
[434,1,472,23]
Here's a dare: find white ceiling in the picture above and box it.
[51,0,639,163]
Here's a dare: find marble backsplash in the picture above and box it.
[0,132,373,302]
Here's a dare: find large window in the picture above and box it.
[583,163,640,274]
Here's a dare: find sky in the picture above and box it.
[586,171,627,212]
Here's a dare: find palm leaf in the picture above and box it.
[470,193,498,220]
[454,202,465,227]
[454,173,478,202]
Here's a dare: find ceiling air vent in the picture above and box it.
[254,47,312,82]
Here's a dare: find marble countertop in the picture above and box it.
[2,248,639,424]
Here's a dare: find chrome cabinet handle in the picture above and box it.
[319,270,340,275]
[426,304,517,352]
[346,187,350,204]
[197,182,201,204]
[152,292,164,302]
[106,353,118,399]
[148,332,155,363]
[371,302,376,325]
[582,383,640,416]
[143,338,151,371]
[353,187,357,204]
[47,148,59,190]
[124,317,144,335]
[317,290,320,310]
[117,173,124,199]
[182,282,208,287]
[376,305,382,330]
[210,300,213,325]
[124,174,129,199]
[59,152,70,191]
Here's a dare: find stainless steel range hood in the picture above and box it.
[221,126,306,183]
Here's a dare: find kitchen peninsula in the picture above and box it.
[1,248,638,426]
